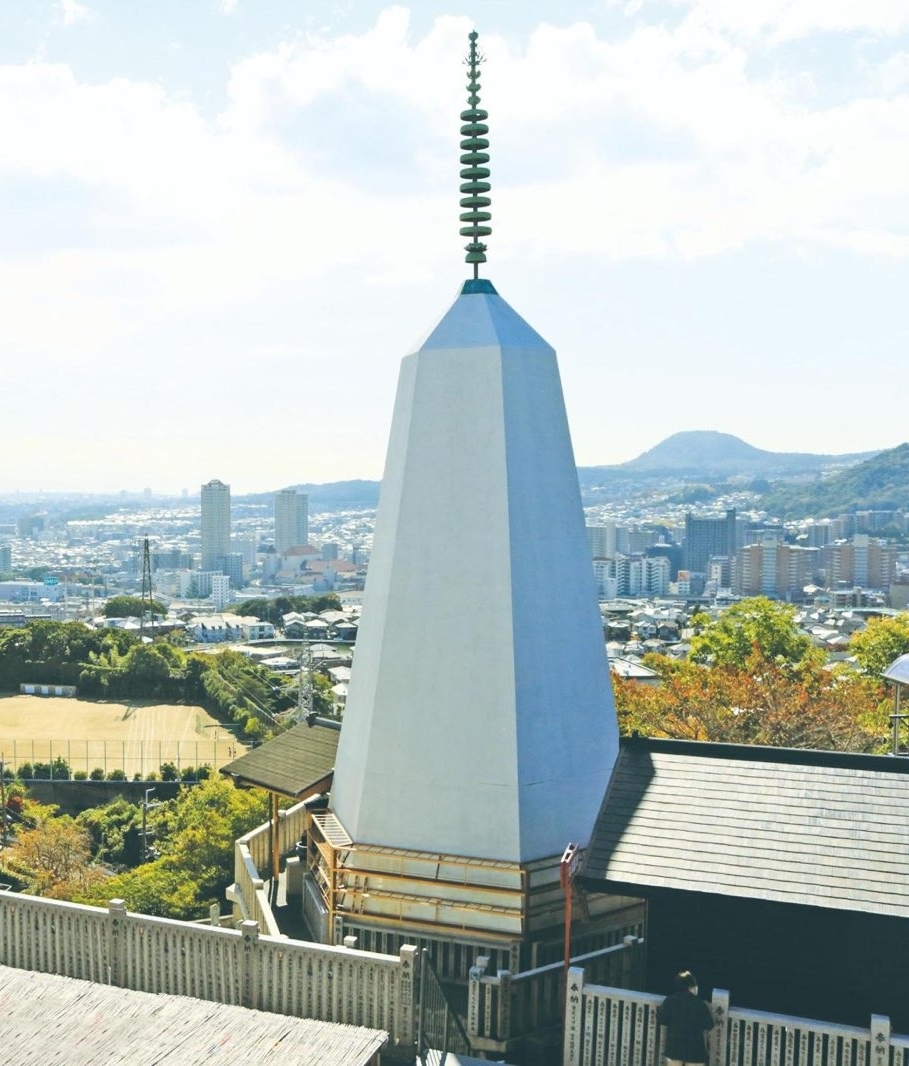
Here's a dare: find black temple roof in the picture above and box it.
[582,736,909,918]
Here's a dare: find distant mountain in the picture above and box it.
[759,442,909,519]
[235,433,887,513]
[617,430,874,476]
[239,480,380,511]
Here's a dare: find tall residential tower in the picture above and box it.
[274,489,309,553]
[200,478,230,572]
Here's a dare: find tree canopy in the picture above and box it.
[849,613,909,676]
[76,777,271,919]
[614,646,888,752]
[689,597,819,669]
[230,593,343,627]
[102,594,168,619]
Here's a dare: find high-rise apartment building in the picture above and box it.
[0,542,11,572]
[734,540,820,599]
[586,523,616,558]
[822,535,898,590]
[274,490,309,554]
[200,479,230,572]
[684,509,737,573]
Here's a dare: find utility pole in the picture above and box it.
[140,537,154,638]
[140,787,158,862]
[298,641,313,723]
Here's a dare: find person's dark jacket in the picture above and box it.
[657,989,714,1063]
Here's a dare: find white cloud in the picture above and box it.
[2,2,909,362]
[58,0,93,27]
[670,0,909,42]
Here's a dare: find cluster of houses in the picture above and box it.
[600,598,903,685]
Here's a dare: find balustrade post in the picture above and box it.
[621,933,639,988]
[497,969,512,1041]
[107,899,127,988]
[711,988,730,1066]
[870,1014,890,1066]
[468,955,490,1040]
[397,945,418,1050]
[240,920,259,1010]
[563,966,585,1066]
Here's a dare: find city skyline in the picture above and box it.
[1,1,908,494]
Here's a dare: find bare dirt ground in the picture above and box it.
[0,696,246,777]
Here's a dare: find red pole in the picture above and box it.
[560,842,581,1014]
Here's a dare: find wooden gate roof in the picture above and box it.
[219,717,340,799]
[581,736,909,918]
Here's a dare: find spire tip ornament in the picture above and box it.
[460,30,491,279]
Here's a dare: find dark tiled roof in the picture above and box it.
[581,737,909,918]
[220,719,339,799]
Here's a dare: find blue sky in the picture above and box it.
[1,1,908,493]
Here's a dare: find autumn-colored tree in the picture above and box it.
[849,613,909,676]
[614,647,888,752]
[11,813,105,898]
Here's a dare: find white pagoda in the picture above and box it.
[303,31,631,975]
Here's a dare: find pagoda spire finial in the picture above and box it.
[460,30,491,279]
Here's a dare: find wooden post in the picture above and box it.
[870,1015,890,1066]
[621,933,638,988]
[240,920,259,1010]
[271,792,280,881]
[497,969,512,1043]
[711,988,730,1066]
[563,966,584,1066]
[468,956,489,1040]
[397,945,418,1050]
[107,898,127,988]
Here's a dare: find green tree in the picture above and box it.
[77,797,143,866]
[689,597,818,670]
[77,777,270,919]
[103,595,168,619]
[850,613,909,676]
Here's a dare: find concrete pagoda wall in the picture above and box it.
[331,282,619,863]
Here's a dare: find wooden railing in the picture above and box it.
[0,892,418,1052]
[230,799,311,935]
[563,971,909,1066]
[467,935,646,1056]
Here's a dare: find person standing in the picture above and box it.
[657,970,715,1066]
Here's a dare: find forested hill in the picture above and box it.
[760,442,909,519]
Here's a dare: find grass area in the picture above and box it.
[0,695,246,777]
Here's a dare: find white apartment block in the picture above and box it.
[201,479,230,572]
[274,490,309,554]
[586,523,616,559]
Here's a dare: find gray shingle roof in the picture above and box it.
[219,718,339,798]
[581,737,909,918]
[0,964,386,1065]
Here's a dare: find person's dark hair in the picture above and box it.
[674,970,697,992]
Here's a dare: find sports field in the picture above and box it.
[0,695,246,778]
